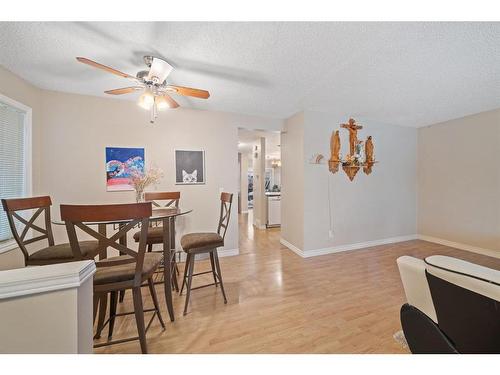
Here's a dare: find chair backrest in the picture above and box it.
[424,255,500,353]
[144,191,180,208]
[1,196,55,265]
[397,256,437,323]
[60,202,152,287]
[217,192,233,240]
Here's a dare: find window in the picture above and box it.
[0,94,32,251]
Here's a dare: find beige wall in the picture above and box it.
[0,67,42,193]
[417,108,500,252]
[0,65,42,269]
[0,66,282,269]
[302,111,417,252]
[280,112,305,250]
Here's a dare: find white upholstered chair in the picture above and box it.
[397,255,500,353]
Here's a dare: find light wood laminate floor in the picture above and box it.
[95,212,500,354]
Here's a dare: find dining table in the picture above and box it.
[53,206,193,322]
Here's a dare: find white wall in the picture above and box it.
[303,111,417,252]
[280,112,305,250]
[239,153,249,213]
[281,110,417,255]
[252,137,266,228]
[417,109,500,252]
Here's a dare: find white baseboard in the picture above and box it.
[279,238,303,257]
[417,235,499,259]
[280,235,418,258]
[281,233,499,259]
[240,210,249,214]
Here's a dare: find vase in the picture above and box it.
[135,189,145,203]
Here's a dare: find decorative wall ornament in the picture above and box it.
[329,118,377,181]
[105,147,145,191]
[175,150,206,185]
[328,130,341,173]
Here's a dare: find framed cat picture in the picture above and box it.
[175,150,206,185]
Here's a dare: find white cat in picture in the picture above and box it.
[182,170,198,183]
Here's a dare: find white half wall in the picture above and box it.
[417,108,500,253]
[0,260,95,353]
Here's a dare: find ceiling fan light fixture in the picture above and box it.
[138,90,154,110]
[155,95,170,110]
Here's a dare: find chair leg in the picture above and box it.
[93,293,99,325]
[108,291,118,339]
[132,286,148,354]
[148,278,165,329]
[213,250,227,304]
[183,253,195,316]
[179,253,191,295]
[209,251,218,287]
[171,254,179,292]
[94,293,108,339]
[119,290,125,302]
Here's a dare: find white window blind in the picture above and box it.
[0,101,26,242]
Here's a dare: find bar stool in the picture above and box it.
[180,192,233,315]
[61,202,165,354]
[1,196,99,266]
[132,191,181,291]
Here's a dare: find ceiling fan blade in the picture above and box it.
[76,57,137,80]
[160,94,179,108]
[104,87,143,95]
[166,85,210,99]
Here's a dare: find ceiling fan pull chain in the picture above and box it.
[150,102,157,124]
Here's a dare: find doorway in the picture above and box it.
[237,129,281,253]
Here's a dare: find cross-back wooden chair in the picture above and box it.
[179,192,233,315]
[60,202,165,354]
[132,191,181,291]
[133,191,180,250]
[1,196,99,266]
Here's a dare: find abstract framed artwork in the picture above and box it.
[175,150,205,185]
[105,147,145,191]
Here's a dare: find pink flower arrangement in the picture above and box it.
[130,166,164,201]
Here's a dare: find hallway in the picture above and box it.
[238,210,281,255]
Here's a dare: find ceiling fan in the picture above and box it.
[76,56,210,123]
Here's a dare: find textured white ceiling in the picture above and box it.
[0,22,499,127]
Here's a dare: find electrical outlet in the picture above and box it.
[328,230,334,238]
